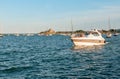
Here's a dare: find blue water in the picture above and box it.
[0,34,120,79]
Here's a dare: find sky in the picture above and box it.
[0,0,120,33]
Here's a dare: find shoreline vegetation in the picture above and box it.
[39,28,120,36]
[1,28,120,36]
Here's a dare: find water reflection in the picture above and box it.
[71,45,104,53]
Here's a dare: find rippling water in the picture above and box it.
[0,34,120,79]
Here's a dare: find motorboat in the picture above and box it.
[106,33,112,38]
[71,29,106,46]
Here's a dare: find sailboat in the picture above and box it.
[113,29,119,36]
[0,34,3,37]
[0,25,3,37]
[106,17,112,38]
[114,33,119,36]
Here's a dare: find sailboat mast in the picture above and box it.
[71,19,73,35]
[106,17,112,38]
[108,17,111,30]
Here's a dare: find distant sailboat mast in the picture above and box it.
[71,18,74,35]
[106,17,112,38]
[0,23,3,37]
[108,17,111,30]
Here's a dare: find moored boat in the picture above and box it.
[0,34,3,37]
[113,29,119,36]
[71,29,106,46]
[106,33,112,38]
[114,33,119,36]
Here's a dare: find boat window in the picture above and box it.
[91,32,99,36]
[75,33,85,37]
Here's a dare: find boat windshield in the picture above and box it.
[90,31,101,36]
[92,33,99,36]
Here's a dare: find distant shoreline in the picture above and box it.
[39,28,120,36]
[1,29,120,35]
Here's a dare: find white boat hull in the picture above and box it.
[106,33,112,38]
[71,37,106,46]
[73,41,105,46]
